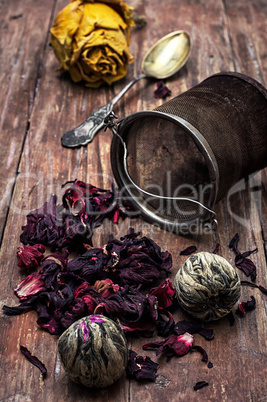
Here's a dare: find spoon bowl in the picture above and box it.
[62,30,192,148]
[142,31,191,79]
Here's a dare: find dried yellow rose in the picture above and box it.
[50,0,135,88]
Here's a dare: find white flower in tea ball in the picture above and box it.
[174,252,241,321]
[58,315,128,388]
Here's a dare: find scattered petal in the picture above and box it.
[143,332,194,358]
[20,345,47,377]
[180,245,197,256]
[236,296,256,316]
[194,381,209,390]
[154,81,171,99]
[173,320,214,340]
[126,350,159,381]
[212,243,220,254]
[17,244,45,270]
[192,345,208,362]
[241,280,267,295]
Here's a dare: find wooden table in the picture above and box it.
[0,0,266,401]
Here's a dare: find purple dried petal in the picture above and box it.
[173,320,214,340]
[236,296,256,316]
[192,345,208,362]
[194,381,209,390]
[235,257,257,281]
[180,246,197,256]
[207,361,213,369]
[126,350,159,381]
[154,81,171,99]
[17,244,45,270]
[14,272,45,301]
[212,243,220,254]
[143,332,194,358]
[156,309,175,336]
[229,233,240,253]
[20,345,47,377]
[149,278,175,308]
[241,281,267,295]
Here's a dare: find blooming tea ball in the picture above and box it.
[174,252,241,321]
[58,315,128,388]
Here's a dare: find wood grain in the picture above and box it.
[0,0,266,401]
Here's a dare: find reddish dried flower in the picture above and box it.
[14,272,45,301]
[180,245,197,256]
[154,81,171,99]
[194,381,209,390]
[143,332,194,358]
[192,345,209,362]
[173,320,214,341]
[93,279,120,298]
[126,350,159,382]
[20,345,47,378]
[17,244,45,270]
[241,280,267,295]
[237,296,256,316]
[229,233,258,281]
[212,243,220,254]
[20,180,130,251]
[149,278,175,309]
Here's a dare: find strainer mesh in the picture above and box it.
[111,72,267,227]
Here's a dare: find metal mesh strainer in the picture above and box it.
[110,72,267,231]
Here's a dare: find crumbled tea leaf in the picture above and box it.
[20,345,47,377]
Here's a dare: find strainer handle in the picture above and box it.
[61,73,146,148]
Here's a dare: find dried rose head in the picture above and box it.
[50,0,135,87]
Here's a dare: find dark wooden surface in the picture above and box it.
[0,0,266,401]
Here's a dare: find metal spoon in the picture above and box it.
[61,30,191,148]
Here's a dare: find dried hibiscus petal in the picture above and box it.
[17,244,45,270]
[14,272,45,301]
[126,349,159,381]
[236,296,256,316]
[104,232,172,287]
[154,81,171,99]
[20,345,47,378]
[143,332,194,358]
[194,381,209,390]
[173,320,214,341]
[241,280,267,295]
[192,345,209,362]
[180,245,197,256]
[149,278,175,309]
[229,233,258,281]
[156,309,175,336]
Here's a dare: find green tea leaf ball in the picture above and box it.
[174,252,241,321]
[58,315,128,388]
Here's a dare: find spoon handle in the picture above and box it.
[61,73,146,148]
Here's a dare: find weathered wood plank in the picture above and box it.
[0,0,55,242]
